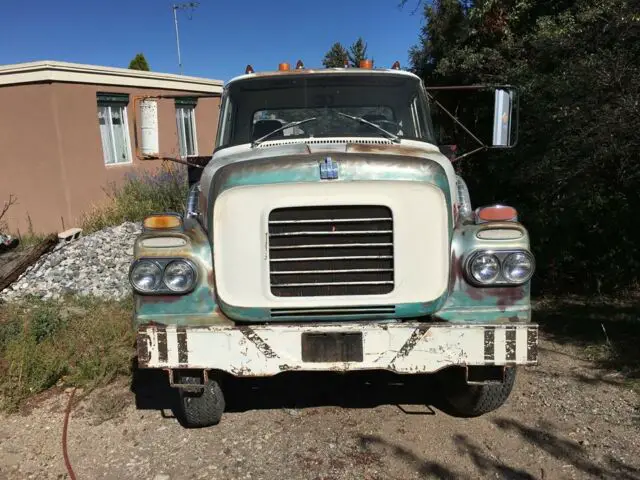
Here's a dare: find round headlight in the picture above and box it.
[470,253,500,284]
[503,252,534,283]
[130,261,162,292]
[163,260,196,293]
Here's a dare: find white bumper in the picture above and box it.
[136,322,538,376]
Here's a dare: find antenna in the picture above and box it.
[172,2,199,74]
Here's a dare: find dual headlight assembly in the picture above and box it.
[129,258,197,294]
[465,250,534,286]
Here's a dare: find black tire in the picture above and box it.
[441,367,516,417]
[176,376,225,428]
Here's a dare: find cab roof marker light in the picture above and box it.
[143,213,183,231]
[278,62,290,71]
[475,205,518,224]
[359,59,373,69]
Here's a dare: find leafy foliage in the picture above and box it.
[128,53,150,71]
[409,0,640,294]
[322,42,350,68]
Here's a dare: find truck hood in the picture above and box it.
[199,138,457,231]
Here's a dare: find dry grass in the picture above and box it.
[0,295,134,412]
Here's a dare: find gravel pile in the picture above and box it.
[0,222,141,302]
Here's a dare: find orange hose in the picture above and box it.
[62,387,77,480]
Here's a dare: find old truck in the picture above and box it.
[130,60,536,428]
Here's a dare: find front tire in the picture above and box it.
[176,376,225,428]
[441,367,516,417]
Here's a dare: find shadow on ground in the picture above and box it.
[130,366,450,414]
[491,417,640,480]
[534,296,640,378]
[128,363,640,479]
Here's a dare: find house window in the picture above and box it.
[97,93,132,165]
[175,97,198,157]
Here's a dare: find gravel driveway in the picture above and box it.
[1,336,638,480]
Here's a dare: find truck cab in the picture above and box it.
[130,61,537,428]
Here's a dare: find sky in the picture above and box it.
[0,0,426,83]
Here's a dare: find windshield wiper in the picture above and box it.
[251,117,317,147]
[336,112,400,143]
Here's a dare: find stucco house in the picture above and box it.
[0,61,223,234]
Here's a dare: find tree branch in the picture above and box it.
[0,194,17,224]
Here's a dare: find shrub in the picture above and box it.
[80,162,188,233]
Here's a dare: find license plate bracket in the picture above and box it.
[301,332,363,363]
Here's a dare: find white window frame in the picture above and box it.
[97,103,133,166]
[176,105,198,158]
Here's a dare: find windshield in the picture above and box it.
[215,73,436,150]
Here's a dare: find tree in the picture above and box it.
[322,42,349,68]
[348,37,372,67]
[408,0,640,294]
[128,53,150,71]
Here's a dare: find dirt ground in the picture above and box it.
[0,335,638,480]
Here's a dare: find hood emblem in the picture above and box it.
[319,157,339,180]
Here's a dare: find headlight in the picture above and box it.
[130,261,162,292]
[163,260,196,293]
[502,252,534,283]
[469,253,500,284]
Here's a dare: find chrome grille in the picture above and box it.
[268,206,394,297]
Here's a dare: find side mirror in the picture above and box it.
[492,88,518,148]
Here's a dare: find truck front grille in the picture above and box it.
[268,205,394,297]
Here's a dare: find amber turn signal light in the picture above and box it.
[476,205,518,223]
[143,214,183,230]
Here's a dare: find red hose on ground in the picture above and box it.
[62,387,77,480]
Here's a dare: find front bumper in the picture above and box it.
[136,322,538,376]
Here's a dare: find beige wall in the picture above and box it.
[0,81,220,234]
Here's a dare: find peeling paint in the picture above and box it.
[136,323,538,374]
[239,327,279,359]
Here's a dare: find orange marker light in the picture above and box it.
[476,205,518,223]
[278,62,290,71]
[143,214,183,230]
[359,59,373,69]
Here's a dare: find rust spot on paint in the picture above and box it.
[279,364,301,372]
[136,333,151,367]
[389,325,430,367]
[491,286,526,310]
[157,327,168,363]
[347,143,437,157]
[140,295,183,305]
[239,327,278,359]
[177,327,188,364]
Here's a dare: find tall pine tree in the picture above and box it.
[322,43,349,68]
[348,37,371,67]
[128,53,150,71]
